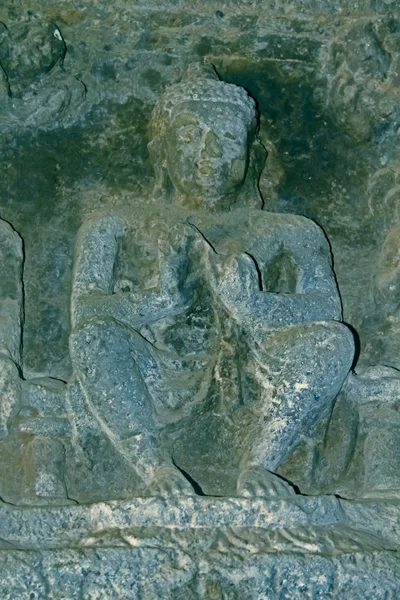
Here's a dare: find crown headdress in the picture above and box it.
[150,63,257,139]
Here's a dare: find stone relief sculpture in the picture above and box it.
[323,20,396,143]
[2,59,400,598]
[1,63,400,508]
[0,21,85,132]
[66,63,355,500]
[0,219,72,505]
[0,219,23,438]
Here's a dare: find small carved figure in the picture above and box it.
[69,64,355,499]
[0,21,85,132]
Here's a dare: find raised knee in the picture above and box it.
[319,322,355,362]
[309,322,355,388]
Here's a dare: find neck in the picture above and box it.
[173,189,237,213]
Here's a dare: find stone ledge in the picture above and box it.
[1,496,400,598]
[0,546,399,599]
[1,495,400,555]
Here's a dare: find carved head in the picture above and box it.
[149,64,266,210]
[0,22,65,98]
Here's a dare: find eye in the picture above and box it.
[178,130,194,143]
[224,132,237,140]
[177,126,201,144]
[172,113,200,128]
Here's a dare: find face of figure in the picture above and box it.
[165,100,251,208]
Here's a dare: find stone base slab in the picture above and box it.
[1,496,399,598]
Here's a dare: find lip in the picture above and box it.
[197,161,219,176]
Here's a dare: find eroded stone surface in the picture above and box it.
[2,548,400,599]
[0,2,400,596]
[0,497,400,598]
[0,5,398,377]
[0,496,399,552]
[57,65,356,502]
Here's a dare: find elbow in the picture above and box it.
[322,294,343,321]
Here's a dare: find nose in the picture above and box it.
[202,130,223,159]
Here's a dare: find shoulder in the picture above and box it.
[289,214,329,249]
[76,208,126,241]
[254,210,329,249]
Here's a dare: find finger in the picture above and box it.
[237,254,261,290]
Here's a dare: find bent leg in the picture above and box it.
[70,317,180,487]
[243,321,355,473]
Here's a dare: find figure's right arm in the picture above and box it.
[71,214,194,330]
[71,214,125,328]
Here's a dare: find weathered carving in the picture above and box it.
[280,364,400,499]
[0,21,85,132]
[1,63,399,512]
[0,218,23,438]
[0,218,73,505]
[66,65,355,501]
[323,20,396,142]
[1,49,400,596]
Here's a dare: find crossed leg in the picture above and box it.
[237,321,355,497]
[69,317,194,495]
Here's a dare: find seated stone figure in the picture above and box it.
[69,64,355,499]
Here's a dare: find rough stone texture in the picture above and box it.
[279,365,400,498]
[0,1,398,378]
[0,64,359,506]
[0,63,362,507]
[2,549,400,599]
[1,497,400,598]
[1,1,400,597]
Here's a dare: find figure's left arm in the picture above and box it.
[210,218,342,329]
[255,218,342,326]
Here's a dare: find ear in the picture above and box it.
[148,135,174,203]
[236,137,267,209]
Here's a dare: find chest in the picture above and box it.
[191,217,301,295]
[113,224,171,293]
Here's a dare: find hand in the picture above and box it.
[205,249,260,317]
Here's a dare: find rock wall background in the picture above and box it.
[0,0,399,380]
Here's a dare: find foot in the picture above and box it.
[237,466,296,498]
[144,465,197,497]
